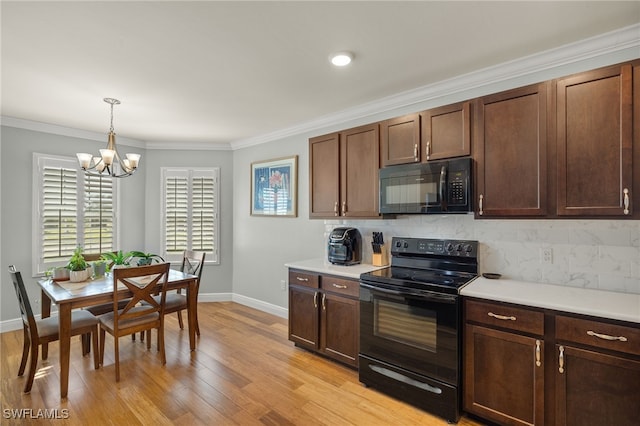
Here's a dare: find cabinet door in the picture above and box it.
[380,114,420,166]
[464,324,544,426]
[421,101,471,161]
[320,292,359,367]
[475,83,548,217]
[556,64,632,216]
[340,124,380,218]
[309,133,340,218]
[555,345,640,426]
[288,285,319,349]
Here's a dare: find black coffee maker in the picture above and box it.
[327,227,362,265]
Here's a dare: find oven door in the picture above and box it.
[359,281,460,385]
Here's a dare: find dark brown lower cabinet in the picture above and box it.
[288,269,359,368]
[464,299,545,426]
[555,345,640,426]
[464,298,640,426]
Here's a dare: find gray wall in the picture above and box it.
[0,126,234,323]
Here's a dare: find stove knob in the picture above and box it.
[455,244,463,252]
[446,243,454,252]
[464,244,474,254]
[395,240,402,248]
[403,241,409,249]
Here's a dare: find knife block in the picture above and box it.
[372,245,389,267]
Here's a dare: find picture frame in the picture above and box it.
[250,155,298,217]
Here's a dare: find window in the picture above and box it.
[161,167,219,264]
[32,153,117,275]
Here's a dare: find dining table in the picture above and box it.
[37,268,199,398]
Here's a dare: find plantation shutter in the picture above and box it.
[162,168,219,263]
[41,165,78,263]
[165,172,189,254]
[191,172,216,252]
[83,173,114,253]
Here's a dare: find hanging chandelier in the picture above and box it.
[76,98,141,178]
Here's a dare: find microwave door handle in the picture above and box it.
[439,165,447,210]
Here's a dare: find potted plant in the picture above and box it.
[92,259,107,278]
[67,246,91,282]
[101,250,134,271]
[128,251,165,266]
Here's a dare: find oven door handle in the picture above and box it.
[360,282,457,304]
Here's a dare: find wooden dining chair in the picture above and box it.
[8,265,100,393]
[140,250,205,342]
[98,263,170,382]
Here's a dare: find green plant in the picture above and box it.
[128,251,165,266]
[101,250,134,269]
[67,246,88,271]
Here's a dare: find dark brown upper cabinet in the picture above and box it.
[474,83,549,217]
[309,124,380,219]
[380,114,420,166]
[421,101,471,162]
[556,64,633,217]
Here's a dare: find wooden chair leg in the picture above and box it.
[18,328,30,376]
[158,326,166,365]
[92,328,100,370]
[146,330,151,350]
[114,336,120,382]
[176,311,184,330]
[42,342,49,360]
[24,340,39,393]
[99,328,106,366]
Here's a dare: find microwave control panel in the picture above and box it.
[448,171,467,205]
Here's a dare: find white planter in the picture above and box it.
[69,268,90,282]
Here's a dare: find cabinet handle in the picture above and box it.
[558,345,565,374]
[426,141,431,160]
[322,293,326,311]
[479,194,484,216]
[413,143,418,161]
[313,292,318,308]
[535,340,541,367]
[587,330,628,342]
[623,188,630,215]
[332,283,347,289]
[296,277,309,282]
[341,201,347,216]
[334,201,338,217]
[488,312,516,321]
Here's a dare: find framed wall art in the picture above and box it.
[250,155,298,217]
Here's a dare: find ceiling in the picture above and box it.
[2,1,639,148]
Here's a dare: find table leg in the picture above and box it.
[58,303,72,398]
[41,290,52,359]
[187,279,197,351]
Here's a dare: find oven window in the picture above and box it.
[374,299,437,352]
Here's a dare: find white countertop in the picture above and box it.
[285,258,387,280]
[461,277,640,324]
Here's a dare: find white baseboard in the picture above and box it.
[0,293,289,334]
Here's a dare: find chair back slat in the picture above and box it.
[112,263,170,329]
[181,250,206,282]
[8,265,38,336]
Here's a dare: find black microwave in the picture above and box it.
[379,158,472,214]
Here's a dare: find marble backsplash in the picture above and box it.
[325,215,640,295]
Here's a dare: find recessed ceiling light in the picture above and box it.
[330,51,353,67]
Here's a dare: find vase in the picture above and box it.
[69,268,89,282]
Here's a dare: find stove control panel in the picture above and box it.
[392,237,478,258]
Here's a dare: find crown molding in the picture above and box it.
[145,140,232,151]
[230,23,640,150]
[0,116,147,149]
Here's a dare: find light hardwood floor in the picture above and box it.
[1,302,484,425]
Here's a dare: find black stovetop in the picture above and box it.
[360,237,479,295]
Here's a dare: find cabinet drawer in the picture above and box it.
[556,315,640,357]
[288,270,319,289]
[320,275,359,297]
[465,299,544,336]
